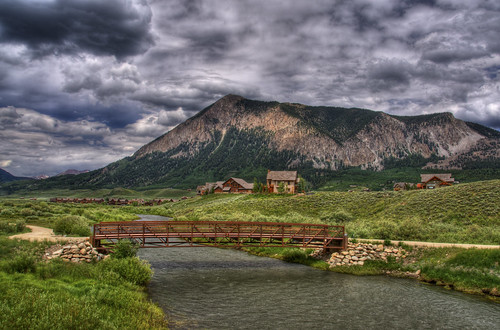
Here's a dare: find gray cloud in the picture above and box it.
[0,0,499,176]
[0,106,176,177]
[0,0,154,59]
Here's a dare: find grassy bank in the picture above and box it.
[0,236,168,329]
[241,245,500,299]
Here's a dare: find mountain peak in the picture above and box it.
[121,95,499,187]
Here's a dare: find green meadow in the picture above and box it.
[166,179,500,245]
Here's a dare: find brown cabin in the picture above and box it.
[420,173,454,189]
[214,177,253,194]
[197,181,224,195]
[266,170,299,194]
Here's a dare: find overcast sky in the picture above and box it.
[1,0,499,177]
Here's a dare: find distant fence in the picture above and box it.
[49,197,190,206]
[91,221,346,251]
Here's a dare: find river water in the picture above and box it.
[136,216,500,329]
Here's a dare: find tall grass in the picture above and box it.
[0,237,167,329]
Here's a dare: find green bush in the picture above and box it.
[0,209,14,217]
[0,222,16,233]
[15,220,26,232]
[98,257,153,286]
[396,218,428,241]
[321,209,355,224]
[20,208,35,216]
[3,250,37,273]
[373,220,397,239]
[54,215,91,236]
[112,239,139,259]
[0,220,26,234]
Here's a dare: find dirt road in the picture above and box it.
[9,225,88,243]
[355,238,499,249]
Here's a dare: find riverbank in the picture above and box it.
[0,235,168,329]
[242,241,500,301]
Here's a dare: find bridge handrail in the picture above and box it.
[91,220,345,250]
[92,221,344,237]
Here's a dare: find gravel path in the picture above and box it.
[9,225,88,242]
[355,238,499,249]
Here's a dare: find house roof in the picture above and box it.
[204,181,225,190]
[230,177,254,190]
[420,173,454,183]
[267,170,298,181]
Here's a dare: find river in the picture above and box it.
[136,216,500,329]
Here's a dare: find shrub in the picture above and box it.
[0,220,25,234]
[15,220,26,232]
[396,218,428,241]
[112,239,139,259]
[0,209,14,217]
[0,222,17,234]
[372,220,397,239]
[98,257,153,286]
[3,250,37,273]
[20,208,35,216]
[321,209,355,224]
[54,215,91,236]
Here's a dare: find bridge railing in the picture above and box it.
[91,220,345,250]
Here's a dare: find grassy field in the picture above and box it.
[164,179,500,245]
[2,180,496,244]
[1,187,196,199]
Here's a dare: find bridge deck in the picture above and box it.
[91,221,346,251]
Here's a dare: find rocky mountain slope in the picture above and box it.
[134,94,499,171]
[56,169,90,176]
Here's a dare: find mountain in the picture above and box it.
[56,169,90,176]
[82,94,498,188]
[0,168,29,183]
[6,95,499,190]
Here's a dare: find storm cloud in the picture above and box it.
[0,0,499,176]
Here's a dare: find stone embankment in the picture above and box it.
[326,242,407,267]
[44,241,108,263]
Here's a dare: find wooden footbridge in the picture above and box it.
[91,221,346,251]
